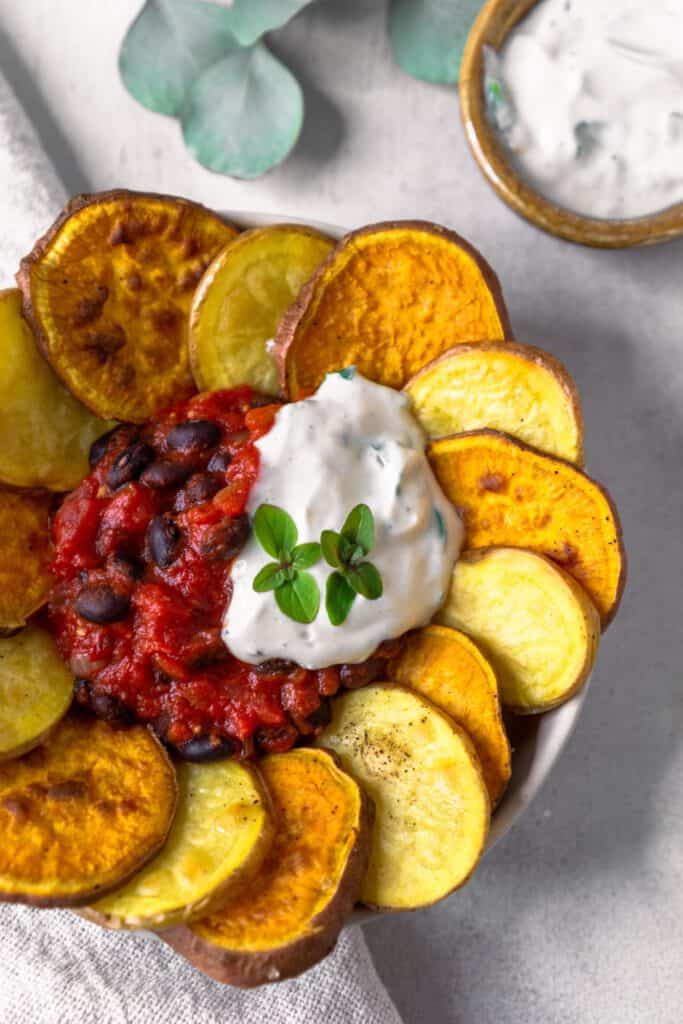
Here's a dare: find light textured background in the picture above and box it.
[1,1,681,1021]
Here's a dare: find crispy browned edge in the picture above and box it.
[430,428,627,628]
[189,222,334,393]
[82,761,276,932]
[0,725,179,908]
[273,220,513,398]
[15,189,238,417]
[455,549,599,715]
[404,339,585,466]
[161,748,375,988]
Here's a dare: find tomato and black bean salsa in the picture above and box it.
[48,388,396,759]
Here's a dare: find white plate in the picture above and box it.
[222,209,590,914]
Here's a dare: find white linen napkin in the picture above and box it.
[0,69,402,1024]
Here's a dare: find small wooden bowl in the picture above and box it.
[459,0,683,248]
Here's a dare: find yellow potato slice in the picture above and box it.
[190,225,334,396]
[0,715,177,906]
[389,624,511,806]
[437,548,600,713]
[405,341,584,465]
[0,289,112,490]
[86,760,273,930]
[0,625,73,761]
[317,683,489,910]
[0,488,52,631]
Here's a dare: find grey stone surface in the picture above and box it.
[0,0,680,1020]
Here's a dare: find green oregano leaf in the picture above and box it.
[252,563,285,592]
[253,503,298,559]
[321,530,343,569]
[275,572,320,624]
[291,542,322,570]
[341,504,375,555]
[326,571,356,626]
[347,562,383,600]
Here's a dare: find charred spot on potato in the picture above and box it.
[479,472,506,493]
[74,286,108,326]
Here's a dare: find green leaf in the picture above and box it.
[341,504,375,555]
[292,542,321,570]
[252,562,285,592]
[389,0,482,84]
[321,530,343,569]
[275,572,320,624]
[338,535,357,566]
[337,365,356,380]
[326,571,356,626]
[253,504,298,560]
[211,0,316,47]
[119,0,241,117]
[347,562,383,601]
[181,42,304,179]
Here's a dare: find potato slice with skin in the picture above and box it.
[164,748,372,987]
[405,341,584,465]
[0,626,73,761]
[317,683,489,911]
[190,224,334,397]
[437,548,600,713]
[389,625,511,806]
[18,190,238,422]
[428,430,626,626]
[0,715,177,906]
[0,289,112,490]
[275,221,511,398]
[85,760,273,930]
[0,487,52,630]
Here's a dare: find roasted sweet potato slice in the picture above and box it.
[86,760,273,930]
[0,488,52,631]
[0,289,112,490]
[318,684,489,911]
[437,548,600,713]
[0,626,73,761]
[18,190,237,422]
[190,224,334,396]
[428,430,625,625]
[164,748,371,987]
[388,625,510,806]
[405,341,584,464]
[0,715,177,906]
[275,221,510,398]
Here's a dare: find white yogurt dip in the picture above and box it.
[223,371,462,669]
[488,0,683,219]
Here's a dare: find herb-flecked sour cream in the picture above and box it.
[222,372,463,669]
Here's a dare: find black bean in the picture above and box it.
[88,424,138,468]
[107,441,155,489]
[200,513,250,561]
[254,723,298,755]
[252,658,299,676]
[75,584,130,624]
[148,515,180,568]
[140,459,192,489]
[175,734,239,762]
[207,450,232,473]
[166,419,220,453]
[306,699,332,731]
[174,472,223,512]
[89,691,135,725]
[339,658,384,690]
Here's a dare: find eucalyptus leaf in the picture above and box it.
[276,572,320,624]
[292,542,321,570]
[181,43,304,179]
[203,0,316,47]
[120,0,241,116]
[253,562,285,592]
[341,504,375,555]
[326,571,356,626]
[347,562,383,600]
[389,0,482,84]
[253,504,298,559]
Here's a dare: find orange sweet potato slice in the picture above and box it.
[389,624,511,805]
[275,221,511,398]
[428,431,626,626]
[0,487,52,631]
[0,715,178,906]
[163,747,372,987]
[18,190,238,422]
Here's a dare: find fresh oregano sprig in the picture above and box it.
[252,504,321,624]
[321,504,383,626]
